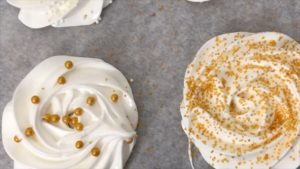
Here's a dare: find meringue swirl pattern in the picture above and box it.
[2,56,138,169]
[181,32,300,169]
[7,0,113,28]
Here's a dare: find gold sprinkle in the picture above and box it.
[74,107,83,116]
[111,94,119,103]
[13,136,22,143]
[71,117,78,125]
[91,147,100,157]
[57,76,66,85]
[50,114,60,123]
[75,123,84,131]
[269,40,277,46]
[75,140,84,149]
[25,127,34,137]
[264,154,269,160]
[124,138,134,144]
[31,96,40,104]
[86,96,96,106]
[64,60,73,69]
[42,113,51,122]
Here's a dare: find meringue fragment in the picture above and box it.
[7,0,113,28]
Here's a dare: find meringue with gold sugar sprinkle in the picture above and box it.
[6,0,114,28]
[181,32,300,169]
[2,56,138,169]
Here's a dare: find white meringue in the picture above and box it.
[7,0,113,28]
[181,32,300,169]
[2,56,138,169]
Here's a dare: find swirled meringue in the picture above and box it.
[181,32,300,169]
[2,56,138,169]
[7,0,113,28]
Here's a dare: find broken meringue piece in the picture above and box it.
[7,0,113,28]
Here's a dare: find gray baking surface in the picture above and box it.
[1,0,300,169]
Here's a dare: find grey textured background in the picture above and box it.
[1,0,300,169]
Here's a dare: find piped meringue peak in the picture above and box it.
[2,56,138,169]
[181,32,300,169]
[7,0,114,28]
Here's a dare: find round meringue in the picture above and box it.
[181,32,300,169]
[7,0,113,28]
[2,56,138,169]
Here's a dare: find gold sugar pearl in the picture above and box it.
[91,147,100,157]
[13,136,22,143]
[42,113,51,122]
[86,96,96,106]
[63,115,71,123]
[57,76,66,85]
[64,60,73,69]
[50,114,60,123]
[25,127,34,137]
[111,94,119,103]
[31,96,40,104]
[74,107,83,116]
[75,140,84,149]
[71,117,78,125]
[124,138,134,144]
[75,123,84,131]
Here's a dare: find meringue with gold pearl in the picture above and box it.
[2,56,138,169]
[181,32,300,169]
